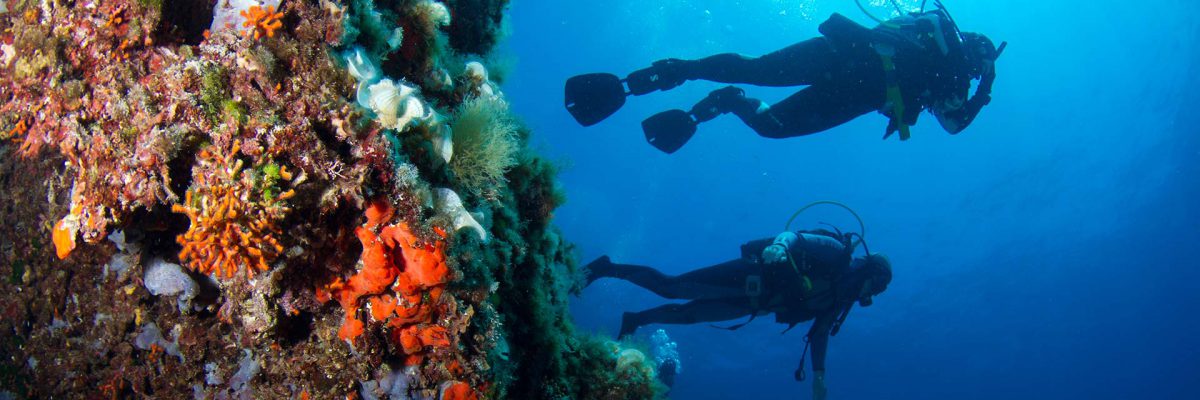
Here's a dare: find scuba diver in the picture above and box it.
[585,210,891,400]
[565,1,1006,153]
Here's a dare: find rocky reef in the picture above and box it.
[0,1,662,398]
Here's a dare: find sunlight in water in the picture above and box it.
[790,0,922,20]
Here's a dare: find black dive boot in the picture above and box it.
[642,86,756,154]
[625,59,697,95]
[689,86,752,122]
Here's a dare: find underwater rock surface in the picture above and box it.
[0,1,661,398]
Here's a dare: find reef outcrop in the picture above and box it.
[0,1,661,398]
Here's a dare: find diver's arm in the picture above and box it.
[764,231,848,266]
[935,63,996,134]
[762,231,799,264]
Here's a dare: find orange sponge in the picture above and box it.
[442,382,479,400]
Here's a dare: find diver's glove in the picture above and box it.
[972,59,996,102]
[626,58,696,95]
[963,66,995,115]
[812,370,828,400]
[762,231,798,264]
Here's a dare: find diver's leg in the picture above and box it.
[686,37,839,86]
[626,37,837,94]
[619,298,754,337]
[732,84,882,138]
[587,256,750,300]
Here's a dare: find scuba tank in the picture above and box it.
[818,13,878,48]
[821,1,968,58]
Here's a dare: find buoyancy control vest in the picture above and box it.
[738,230,855,317]
[819,10,970,140]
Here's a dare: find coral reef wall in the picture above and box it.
[0,1,659,398]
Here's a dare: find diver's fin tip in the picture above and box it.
[642,109,697,154]
[565,73,627,126]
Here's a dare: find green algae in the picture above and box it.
[259,162,282,202]
[136,0,164,11]
[221,99,248,125]
[200,66,230,123]
[449,96,520,196]
[9,260,23,285]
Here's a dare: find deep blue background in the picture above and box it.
[500,0,1200,398]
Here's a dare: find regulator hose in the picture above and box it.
[783,200,869,255]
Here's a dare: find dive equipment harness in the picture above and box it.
[851,0,1000,140]
[714,201,870,332]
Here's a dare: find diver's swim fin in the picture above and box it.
[565,73,628,127]
[641,110,696,154]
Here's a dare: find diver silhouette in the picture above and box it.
[586,227,891,400]
[566,4,1005,153]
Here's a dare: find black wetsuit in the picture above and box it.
[678,11,990,138]
[590,232,872,374]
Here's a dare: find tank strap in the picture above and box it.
[709,313,758,331]
[876,44,912,141]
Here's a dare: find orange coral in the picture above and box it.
[116,39,132,61]
[240,5,285,40]
[172,142,294,279]
[323,200,457,366]
[103,7,125,28]
[5,120,27,140]
[52,219,76,260]
[51,202,84,260]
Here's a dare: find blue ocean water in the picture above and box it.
[503,0,1199,398]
